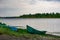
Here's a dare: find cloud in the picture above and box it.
[0,8,17,12]
[28,0,60,5]
[0,0,8,4]
[0,0,4,2]
[0,7,19,16]
[39,0,60,2]
[28,0,36,4]
[47,0,60,1]
[0,0,60,16]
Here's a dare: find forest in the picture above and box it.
[20,12,60,18]
[0,12,60,18]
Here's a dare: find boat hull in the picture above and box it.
[27,25,46,34]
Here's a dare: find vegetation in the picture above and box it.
[0,12,60,18]
[0,22,29,37]
[20,12,60,18]
[0,27,29,37]
[0,23,60,40]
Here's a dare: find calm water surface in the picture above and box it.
[0,18,60,36]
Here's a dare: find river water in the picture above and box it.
[0,18,60,36]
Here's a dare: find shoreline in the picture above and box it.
[0,22,60,40]
[0,34,60,40]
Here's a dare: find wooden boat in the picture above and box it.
[26,25,46,34]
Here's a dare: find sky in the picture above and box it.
[0,0,60,17]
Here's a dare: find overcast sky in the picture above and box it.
[0,0,60,17]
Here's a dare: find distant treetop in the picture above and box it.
[20,12,60,18]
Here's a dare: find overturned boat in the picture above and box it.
[26,25,47,34]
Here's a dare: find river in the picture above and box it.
[0,18,60,36]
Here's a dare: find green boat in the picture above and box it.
[26,25,47,34]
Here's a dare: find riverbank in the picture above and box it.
[0,22,60,40]
[0,34,60,40]
[0,27,60,40]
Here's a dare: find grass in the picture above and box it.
[0,26,30,37]
[0,22,60,39]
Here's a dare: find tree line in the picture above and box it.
[20,12,60,18]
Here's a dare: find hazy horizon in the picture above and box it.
[0,0,60,17]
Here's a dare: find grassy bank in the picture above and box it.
[0,22,60,40]
[0,26,28,37]
[0,26,60,38]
